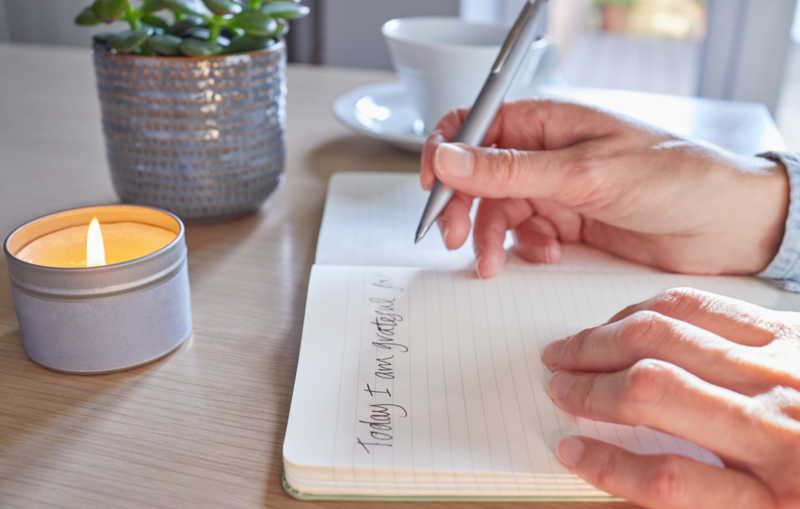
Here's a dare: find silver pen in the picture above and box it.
[414,0,548,243]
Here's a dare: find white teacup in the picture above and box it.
[382,16,559,133]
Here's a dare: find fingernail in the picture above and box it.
[533,245,550,264]
[548,371,575,400]
[545,244,558,264]
[542,340,565,369]
[474,245,484,279]
[437,218,450,249]
[435,143,474,178]
[557,437,585,467]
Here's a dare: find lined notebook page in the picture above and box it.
[285,265,800,497]
[316,172,649,273]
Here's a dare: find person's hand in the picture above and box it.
[420,99,790,279]
[541,288,800,509]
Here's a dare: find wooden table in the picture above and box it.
[0,43,785,508]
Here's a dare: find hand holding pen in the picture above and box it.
[414,0,549,243]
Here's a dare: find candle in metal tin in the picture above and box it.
[3,205,192,374]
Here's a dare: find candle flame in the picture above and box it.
[87,217,106,267]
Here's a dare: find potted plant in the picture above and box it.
[75,0,309,222]
[594,0,637,33]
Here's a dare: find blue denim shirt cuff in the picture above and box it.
[757,151,800,292]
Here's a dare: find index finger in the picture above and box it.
[421,108,468,191]
[606,288,784,347]
[542,310,789,396]
[420,108,468,191]
[421,98,630,191]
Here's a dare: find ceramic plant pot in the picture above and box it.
[92,41,286,223]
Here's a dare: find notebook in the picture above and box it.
[283,172,800,501]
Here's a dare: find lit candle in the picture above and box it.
[4,205,191,374]
[15,219,176,268]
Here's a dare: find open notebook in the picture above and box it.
[283,172,800,501]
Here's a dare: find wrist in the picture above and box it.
[702,152,789,276]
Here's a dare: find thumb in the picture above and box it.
[432,142,592,205]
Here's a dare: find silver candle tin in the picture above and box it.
[3,205,192,374]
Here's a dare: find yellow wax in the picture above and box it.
[16,222,177,268]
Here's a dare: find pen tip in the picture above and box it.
[415,224,429,244]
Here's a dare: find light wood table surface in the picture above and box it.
[0,42,785,509]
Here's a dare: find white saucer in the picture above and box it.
[332,81,427,152]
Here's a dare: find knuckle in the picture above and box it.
[562,329,595,365]
[562,147,598,195]
[622,360,673,414]
[581,374,604,417]
[569,145,596,178]
[646,455,690,506]
[616,311,667,356]
[594,448,622,492]
[650,287,706,319]
[758,385,798,405]
[561,146,615,204]
[492,148,528,190]
[753,386,800,435]
[757,312,798,342]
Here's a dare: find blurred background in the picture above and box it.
[2,0,799,149]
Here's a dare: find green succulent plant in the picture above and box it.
[76,0,309,56]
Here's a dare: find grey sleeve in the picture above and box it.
[758,151,800,292]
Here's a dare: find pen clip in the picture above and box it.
[491,0,541,74]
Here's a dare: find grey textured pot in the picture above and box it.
[92,42,287,223]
